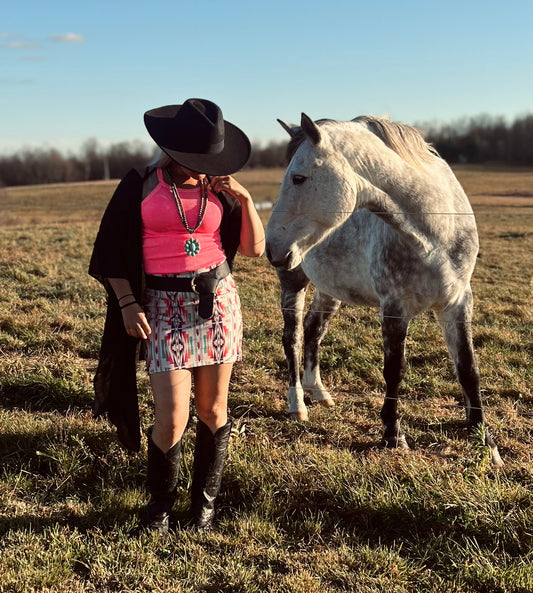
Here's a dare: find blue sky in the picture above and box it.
[1,0,532,155]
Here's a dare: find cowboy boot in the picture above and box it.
[144,428,181,534]
[190,418,232,530]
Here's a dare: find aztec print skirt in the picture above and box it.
[144,274,243,373]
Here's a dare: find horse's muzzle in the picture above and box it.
[265,245,299,270]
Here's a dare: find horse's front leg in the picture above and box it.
[437,293,503,467]
[380,307,410,449]
[302,290,341,407]
[278,267,310,420]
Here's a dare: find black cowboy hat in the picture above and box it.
[144,98,251,175]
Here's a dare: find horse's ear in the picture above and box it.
[277,119,298,138]
[301,113,321,145]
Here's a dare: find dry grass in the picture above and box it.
[0,166,532,592]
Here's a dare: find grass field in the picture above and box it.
[0,165,532,592]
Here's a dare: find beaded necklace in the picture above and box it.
[169,178,208,257]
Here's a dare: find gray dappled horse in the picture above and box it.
[265,113,502,466]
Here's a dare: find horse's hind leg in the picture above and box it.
[437,292,503,466]
[278,267,310,420]
[302,291,341,407]
[380,306,410,449]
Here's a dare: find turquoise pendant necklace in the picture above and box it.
[170,178,208,257]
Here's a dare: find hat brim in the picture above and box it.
[145,105,251,175]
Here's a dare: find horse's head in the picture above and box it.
[265,114,359,270]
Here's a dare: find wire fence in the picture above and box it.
[239,208,532,422]
[241,301,532,418]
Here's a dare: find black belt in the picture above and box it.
[145,261,230,319]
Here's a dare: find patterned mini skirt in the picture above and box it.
[144,273,243,373]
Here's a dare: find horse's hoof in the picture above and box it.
[381,435,410,450]
[308,388,334,405]
[288,410,309,421]
[318,398,335,409]
[491,446,504,468]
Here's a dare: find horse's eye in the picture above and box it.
[292,175,307,185]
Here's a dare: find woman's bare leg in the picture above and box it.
[192,363,233,432]
[150,369,192,453]
[190,363,234,529]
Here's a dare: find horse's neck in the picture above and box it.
[350,149,461,251]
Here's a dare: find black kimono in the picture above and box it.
[89,168,242,451]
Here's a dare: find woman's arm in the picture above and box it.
[107,277,151,340]
[210,176,265,258]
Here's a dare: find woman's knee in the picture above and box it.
[152,417,187,453]
[195,401,228,428]
[154,407,188,438]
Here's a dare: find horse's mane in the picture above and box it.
[353,115,440,168]
[286,116,440,169]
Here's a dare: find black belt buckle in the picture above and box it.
[145,262,230,318]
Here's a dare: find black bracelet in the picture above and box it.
[120,300,138,310]
[118,293,134,302]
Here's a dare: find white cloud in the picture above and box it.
[2,41,39,49]
[0,33,39,50]
[50,33,86,43]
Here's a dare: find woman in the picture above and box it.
[89,98,265,533]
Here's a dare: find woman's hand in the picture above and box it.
[121,302,151,340]
[210,175,251,203]
[107,278,151,340]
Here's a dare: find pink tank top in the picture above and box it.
[142,168,227,274]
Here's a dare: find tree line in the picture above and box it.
[422,113,533,165]
[1,113,531,187]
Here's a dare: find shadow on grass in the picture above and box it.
[0,420,146,521]
[0,478,192,538]
[0,505,139,537]
[0,378,93,414]
[212,488,531,562]
[286,503,527,559]
[406,417,469,439]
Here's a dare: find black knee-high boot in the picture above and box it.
[190,418,232,530]
[144,428,182,534]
